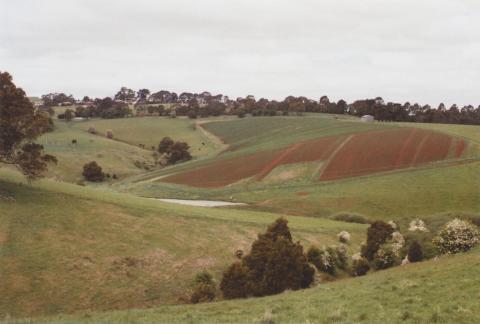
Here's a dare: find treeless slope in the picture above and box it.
[320,128,462,181]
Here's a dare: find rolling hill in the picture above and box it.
[0,171,365,319]
[10,246,480,323]
[119,116,480,221]
[1,114,479,323]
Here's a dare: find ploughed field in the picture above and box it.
[162,127,468,188]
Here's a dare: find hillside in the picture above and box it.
[35,117,223,183]
[1,115,479,323]
[120,116,480,221]
[9,247,480,323]
[0,173,365,318]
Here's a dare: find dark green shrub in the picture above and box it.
[351,257,370,276]
[194,271,214,285]
[190,283,216,304]
[220,262,251,299]
[158,137,174,154]
[82,161,104,182]
[190,270,216,303]
[403,231,437,260]
[157,136,192,165]
[363,221,394,261]
[331,213,370,224]
[221,218,314,299]
[407,241,423,262]
[166,142,192,165]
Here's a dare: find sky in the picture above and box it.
[1,0,480,106]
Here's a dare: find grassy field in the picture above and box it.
[37,122,153,183]
[0,170,366,319]
[9,247,480,323]
[398,121,480,144]
[34,117,225,183]
[125,159,480,222]
[76,117,224,159]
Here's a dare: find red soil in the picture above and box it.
[164,135,346,187]
[255,136,343,180]
[296,191,310,196]
[320,128,456,181]
[454,139,467,158]
[162,150,281,188]
[162,127,465,187]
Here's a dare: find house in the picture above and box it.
[361,115,374,122]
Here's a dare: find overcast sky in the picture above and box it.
[1,0,480,106]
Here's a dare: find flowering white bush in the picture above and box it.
[390,231,405,256]
[318,247,337,275]
[307,246,337,275]
[409,219,429,232]
[335,244,348,270]
[351,252,362,261]
[337,231,351,243]
[401,256,410,266]
[388,220,398,230]
[433,218,479,254]
[373,244,397,270]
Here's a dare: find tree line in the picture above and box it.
[40,87,480,125]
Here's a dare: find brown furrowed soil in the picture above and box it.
[162,128,467,187]
[320,128,460,180]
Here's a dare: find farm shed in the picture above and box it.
[361,115,374,122]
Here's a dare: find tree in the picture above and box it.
[236,108,246,118]
[166,141,192,164]
[137,88,150,100]
[362,221,394,261]
[220,262,251,299]
[64,109,74,122]
[41,93,75,107]
[82,161,105,182]
[157,137,192,165]
[158,137,174,154]
[114,87,135,102]
[220,218,314,299]
[0,71,57,180]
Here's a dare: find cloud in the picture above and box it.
[1,0,480,106]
